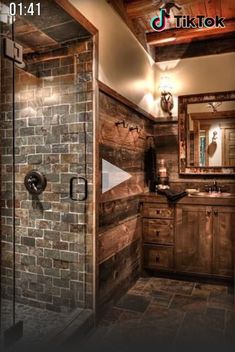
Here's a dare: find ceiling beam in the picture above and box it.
[125,0,202,18]
[147,19,235,46]
[154,34,235,62]
[125,0,160,18]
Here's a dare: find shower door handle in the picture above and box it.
[70,177,88,201]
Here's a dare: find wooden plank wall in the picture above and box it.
[98,91,153,309]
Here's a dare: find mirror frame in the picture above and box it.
[178,90,235,175]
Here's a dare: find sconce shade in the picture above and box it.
[159,76,173,93]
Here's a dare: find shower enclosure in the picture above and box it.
[0,0,95,347]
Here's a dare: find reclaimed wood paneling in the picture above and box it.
[98,89,154,307]
[101,144,144,172]
[99,195,139,228]
[99,216,141,263]
[98,240,141,306]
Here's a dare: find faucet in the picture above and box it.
[212,180,219,192]
[205,180,221,193]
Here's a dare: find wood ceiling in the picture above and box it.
[108,0,235,61]
[12,0,90,55]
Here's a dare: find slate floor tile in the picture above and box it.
[115,294,150,313]
[128,278,149,295]
[150,290,173,307]
[170,294,207,313]
[118,310,142,323]
[159,279,195,295]
[86,277,233,350]
[99,307,124,326]
[195,282,228,294]
[142,304,184,331]
[208,291,234,309]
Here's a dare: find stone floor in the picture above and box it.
[0,299,89,349]
[83,277,235,351]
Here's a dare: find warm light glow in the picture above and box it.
[159,76,173,92]
[154,37,176,44]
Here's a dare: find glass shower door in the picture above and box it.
[0,4,19,347]
[1,0,94,347]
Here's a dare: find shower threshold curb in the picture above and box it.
[49,309,95,348]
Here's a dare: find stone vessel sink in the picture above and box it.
[189,192,234,198]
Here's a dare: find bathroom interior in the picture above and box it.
[0,0,235,349]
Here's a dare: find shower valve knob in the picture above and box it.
[24,170,47,195]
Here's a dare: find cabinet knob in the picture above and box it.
[155,256,160,263]
[206,210,211,216]
[156,231,160,237]
[214,210,218,216]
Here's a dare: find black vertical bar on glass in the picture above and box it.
[12,21,16,326]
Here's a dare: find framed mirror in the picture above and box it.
[178,91,235,175]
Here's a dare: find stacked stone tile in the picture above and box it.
[0,39,94,312]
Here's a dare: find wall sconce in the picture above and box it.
[159,76,174,117]
[212,130,218,143]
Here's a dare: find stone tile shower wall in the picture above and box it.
[0,39,94,312]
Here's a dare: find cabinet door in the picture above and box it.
[175,205,213,275]
[213,207,235,278]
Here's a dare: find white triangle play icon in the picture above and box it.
[102,159,132,194]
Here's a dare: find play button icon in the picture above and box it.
[102,159,132,194]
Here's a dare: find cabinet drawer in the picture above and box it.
[142,204,174,219]
[143,245,174,270]
[143,219,174,244]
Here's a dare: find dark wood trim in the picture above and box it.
[178,90,235,176]
[125,0,158,18]
[179,91,235,102]
[144,270,234,285]
[155,34,235,62]
[153,118,178,124]
[92,33,99,320]
[98,80,156,123]
[55,0,99,315]
[54,0,98,35]
[190,110,235,120]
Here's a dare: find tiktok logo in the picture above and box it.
[150,7,225,32]
[150,9,170,32]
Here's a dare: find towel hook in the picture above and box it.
[129,126,141,133]
[115,120,128,128]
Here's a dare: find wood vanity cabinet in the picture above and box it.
[142,202,175,272]
[141,196,235,280]
[212,206,235,277]
[175,204,235,279]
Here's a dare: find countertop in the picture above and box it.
[140,192,235,206]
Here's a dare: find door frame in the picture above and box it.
[54,0,99,318]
